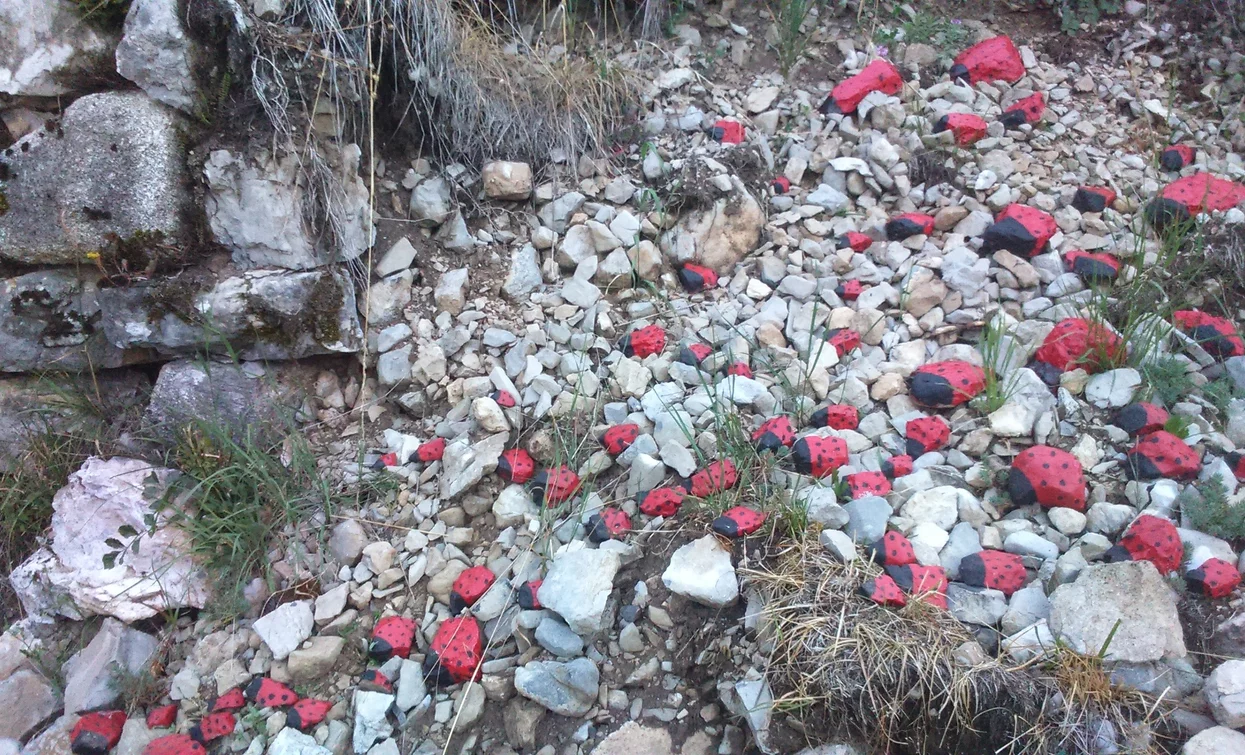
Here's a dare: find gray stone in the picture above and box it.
[252,600,314,661]
[1001,584,1051,636]
[0,269,134,373]
[115,719,159,755]
[364,270,413,327]
[287,636,345,684]
[374,237,417,277]
[899,486,963,530]
[662,535,738,608]
[660,176,763,273]
[0,93,188,266]
[1003,531,1059,560]
[435,268,469,315]
[1049,561,1185,662]
[802,487,848,529]
[143,359,305,440]
[1182,727,1245,754]
[439,434,507,499]
[844,496,892,542]
[514,658,599,716]
[807,184,850,213]
[268,728,332,755]
[538,192,586,233]
[504,244,543,299]
[590,722,673,755]
[482,161,533,200]
[329,519,367,564]
[1206,659,1245,728]
[819,529,857,562]
[395,658,426,712]
[116,0,197,112]
[0,0,117,96]
[411,177,454,225]
[352,690,394,753]
[1085,368,1142,409]
[377,346,412,387]
[946,584,1007,626]
[535,617,584,657]
[62,618,158,714]
[940,522,982,579]
[0,668,58,741]
[540,548,621,636]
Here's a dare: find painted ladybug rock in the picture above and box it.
[517,580,542,610]
[533,466,582,506]
[958,550,1027,596]
[1113,403,1169,436]
[1157,173,1245,216]
[820,59,903,114]
[908,361,986,408]
[146,704,178,730]
[689,460,738,497]
[1064,250,1120,283]
[712,506,767,538]
[1160,144,1195,171]
[678,263,719,292]
[359,669,394,693]
[1174,310,1245,360]
[211,688,245,712]
[771,176,791,194]
[619,324,667,359]
[491,390,518,409]
[847,471,891,498]
[950,35,1025,85]
[1032,318,1122,377]
[792,435,849,478]
[1124,431,1200,481]
[189,712,235,745]
[1007,445,1087,512]
[867,531,916,566]
[450,566,496,613]
[1072,186,1117,214]
[413,437,446,463]
[368,616,417,661]
[881,455,914,478]
[287,698,333,731]
[372,452,398,470]
[245,677,298,707]
[678,342,712,365]
[638,487,686,517]
[886,564,949,609]
[710,119,745,144]
[142,734,206,755]
[587,507,632,542]
[1104,514,1183,574]
[726,361,753,378]
[498,448,536,484]
[752,416,796,452]
[425,616,484,686]
[810,404,858,431]
[906,416,950,457]
[885,212,936,241]
[825,328,862,357]
[602,423,641,456]
[999,92,1045,129]
[836,280,865,300]
[861,574,907,607]
[837,232,874,253]
[1186,558,1242,599]
[1227,452,1245,481]
[71,711,126,755]
[981,203,1057,258]
[933,112,988,146]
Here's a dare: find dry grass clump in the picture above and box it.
[749,537,1177,754]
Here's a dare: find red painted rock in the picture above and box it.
[726,361,753,378]
[1113,403,1169,436]
[491,389,517,408]
[619,324,667,359]
[810,404,859,431]
[908,360,986,408]
[825,328,861,357]
[1186,558,1241,599]
[950,36,1025,85]
[414,437,446,463]
[1033,318,1122,376]
[886,564,949,609]
[881,455,913,478]
[1000,92,1045,129]
[1072,186,1117,214]
[837,232,874,253]
[835,279,865,300]
[1160,144,1195,171]
[498,448,536,484]
[905,416,950,457]
[792,435,849,478]
[1064,250,1120,283]
[189,712,235,744]
[820,59,904,114]
[1149,173,1245,228]
[373,452,398,470]
[245,677,298,707]
[602,423,641,456]
[211,688,245,713]
[678,342,712,365]
[517,580,542,610]
[861,574,907,606]
[146,705,177,730]
[1124,431,1200,481]
[450,566,496,613]
[711,506,766,538]
[710,119,745,144]
[847,471,891,498]
[142,734,206,755]
[689,460,738,497]
[678,263,719,292]
[771,176,791,193]
[933,112,988,146]
[638,487,687,517]
[1227,452,1245,481]
[587,507,632,542]
[287,698,333,731]
[425,616,485,686]
[359,669,394,693]
[1008,445,1087,512]
[885,212,935,241]
[71,711,126,755]
[1174,310,1245,360]
[867,531,916,566]
[533,466,582,506]
[1103,514,1184,574]
[981,203,1057,258]
[369,616,418,661]
[753,416,796,452]
[957,550,1027,596]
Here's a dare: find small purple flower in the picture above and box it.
[877,45,889,58]
[952,19,962,25]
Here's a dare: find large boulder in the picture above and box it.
[660,175,764,274]
[10,456,211,621]
[115,0,198,112]
[204,145,373,270]
[0,0,118,96]
[0,92,188,266]
[1048,561,1186,663]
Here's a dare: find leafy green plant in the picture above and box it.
[1057,0,1122,33]
[1182,479,1245,541]
[768,0,818,76]
[875,11,973,58]
[1140,355,1195,407]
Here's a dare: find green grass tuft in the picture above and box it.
[1182,479,1245,541]
[1140,355,1194,407]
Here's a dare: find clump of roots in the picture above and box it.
[749,537,1178,754]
